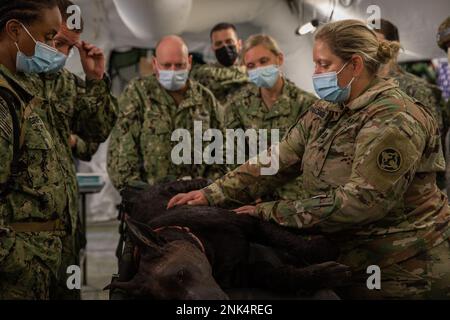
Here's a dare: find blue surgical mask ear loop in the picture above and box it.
[14,23,35,58]
[15,23,38,53]
[337,61,355,90]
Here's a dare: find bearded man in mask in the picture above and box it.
[190,22,248,124]
[108,35,223,192]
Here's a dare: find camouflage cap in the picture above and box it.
[437,16,450,51]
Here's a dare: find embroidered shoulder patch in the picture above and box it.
[377,148,402,172]
[355,126,419,193]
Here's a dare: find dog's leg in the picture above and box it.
[248,261,351,293]
[250,221,340,264]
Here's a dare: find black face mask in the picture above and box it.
[215,45,239,67]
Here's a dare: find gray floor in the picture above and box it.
[81,220,120,300]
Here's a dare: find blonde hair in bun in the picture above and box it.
[376,39,401,64]
[315,19,399,74]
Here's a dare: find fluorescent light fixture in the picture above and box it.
[296,19,319,36]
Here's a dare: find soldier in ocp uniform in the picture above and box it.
[374,19,445,134]
[168,20,450,299]
[0,0,113,300]
[374,19,447,191]
[107,35,222,192]
[224,34,317,201]
[190,22,249,123]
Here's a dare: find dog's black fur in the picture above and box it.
[111,179,350,298]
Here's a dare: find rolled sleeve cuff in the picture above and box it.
[0,227,15,266]
[255,202,277,221]
[86,74,111,91]
[202,183,226,206]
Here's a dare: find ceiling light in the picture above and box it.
[296,19,319,36]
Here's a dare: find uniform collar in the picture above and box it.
[40,69,64,81]
[177,79,205,110]
[267,78,295,113]
[15,72,43,96]
[246,76,291,97]
[345,77,399,112]
[256,77,292,97]
[149,76,203,109]
[387,65,405,77]
[0,64,33,103]
[245,78,295,117]
[213,62,246,72]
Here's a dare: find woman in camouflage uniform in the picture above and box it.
[169,20,450,299]
[0,0,115,300]
[224,34,317,201]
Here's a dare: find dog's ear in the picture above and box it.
[120,181,153,215]
[125,216,165,252]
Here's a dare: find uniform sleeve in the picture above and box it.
[303,93,319,112]
[0,98,16,267]
[107,82,143,191]
[204,86,226,128]
[71,134,100,162]
[71,74,118,143]
[254,113,428,233]
[292,92,317,132]
[190,65,210,90]
[202,119,307,207]
[189,64,202,82]
[202,87,230,181]
[223,97,243,130]
[222,96,247,172]
[414,85,443,131]
[208,88,223,130]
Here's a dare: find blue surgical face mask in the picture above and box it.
[312,61,355,103]
[248,65,280,88]
[157,69,189,91]
[15,23,67,74]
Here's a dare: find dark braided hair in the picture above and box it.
[0,0,58,31]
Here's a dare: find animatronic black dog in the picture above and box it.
[108,179,351,300]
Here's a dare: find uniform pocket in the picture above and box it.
[24,114,54,189]
[304,140,335,178]
[155,122,171,135]
[0,232,26,275]
[0,232,62,278]
[0,231,16,269]
[305,123,352,178]
[191,109,211,130]
[53,99,74,119]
